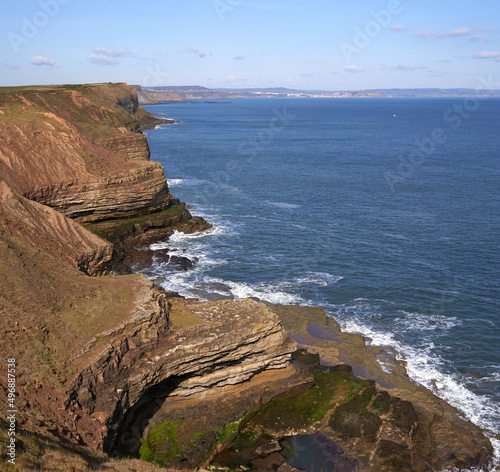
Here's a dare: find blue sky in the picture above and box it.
[1,0,499,90]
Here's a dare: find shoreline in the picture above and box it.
[139,110,499,470]
[138,213,499,470]
[0,83,495,471]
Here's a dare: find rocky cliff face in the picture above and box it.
[0,83,177,223]
[0,83,300,471]
[0,180,112,275]
[66,298,302,453]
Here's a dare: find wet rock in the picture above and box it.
[291,348,320,367]
[329,386,382,441]
[169,254,195,271]
[376,440,412,472]
[250,452,286,470]
[254,440,281,456]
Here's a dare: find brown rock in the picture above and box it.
[0,180,111,274]
[0,83,178,223]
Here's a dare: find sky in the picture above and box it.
[1,0,499,90]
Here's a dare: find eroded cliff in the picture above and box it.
[0,83,301,471]
[0,83,494,472]
[0,83,178,223]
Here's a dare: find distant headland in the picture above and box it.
[132,84,500,103]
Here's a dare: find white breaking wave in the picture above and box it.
[149,227,227,251]
[296,272,344,286]
[395,311,462,332]
[264,200,302,209]
[167,178,205,187]
[334,303,500,470]
[210,278,305,305]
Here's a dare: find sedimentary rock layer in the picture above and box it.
[67,298,298,451]
[0,180,112,274]
[0,83,177,222]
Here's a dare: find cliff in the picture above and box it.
[0,83,178,223]
[0,83,302,471]
[131,85,185,105]
[0,180,112,275]
[0,83,494,472]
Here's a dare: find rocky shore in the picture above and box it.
[0,83,494,472]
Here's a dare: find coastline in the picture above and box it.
[139,98,500,471]
[0,83,495,472]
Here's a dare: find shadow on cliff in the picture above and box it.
[108,376,187,457]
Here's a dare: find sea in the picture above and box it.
[143,97,500,470]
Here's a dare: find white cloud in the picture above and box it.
[228,74,236,81]
[87,47,136,65]
[187,47,206,58]
[88,54,119,65]
[473,51,500,59]
[389,25,408,32]
[232,55,245,60]
[30,56,59,67]
[390,64,427,71]
[286,78,293,85]
[415,26,471,38]
[469,35,492,43]
[344,65,364,73]
[447,26,472,36]
[93,47,135,58]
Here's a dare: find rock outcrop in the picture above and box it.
[229,304,494,472]
[66,298,302,453]
[0,83,178,223]
[0,179,112,275]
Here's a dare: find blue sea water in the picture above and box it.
[144,98,500,467]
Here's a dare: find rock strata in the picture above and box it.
[0,179,112,275]
[67,298,298,452]
[0,83,178,223]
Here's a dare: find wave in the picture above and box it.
[210,278,305,305]
[157,270,344,305]
[264,200,301,209]
[296,272,344,287]
[153,122,179,130]
[395,311,462,332]
[167,178,205,187]
[331,301,500,468]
